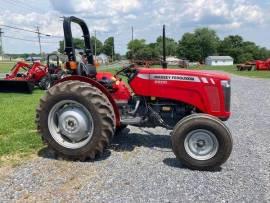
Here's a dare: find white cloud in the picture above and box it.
[1,0,270,54]
[124,14,137,20]
[50,0,141,16]
[181,0,264,28]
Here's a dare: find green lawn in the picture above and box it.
[0,62,16,73]
[0,90,44,165]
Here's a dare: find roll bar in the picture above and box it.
[63,16,94,65]
[47,54,59,67]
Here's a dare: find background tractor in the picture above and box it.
[0,54,65,93]
[36,16,233,170]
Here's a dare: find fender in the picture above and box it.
[55,75,120,127]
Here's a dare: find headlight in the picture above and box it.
[221,80,230,88]
[221,80,231,112]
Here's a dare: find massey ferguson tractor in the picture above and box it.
[36,16,233,170]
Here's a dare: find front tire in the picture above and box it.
[39,75,52,90]
[171,114,232,170]
[36,80,115,160]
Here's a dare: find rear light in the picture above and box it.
[221,80,231,112]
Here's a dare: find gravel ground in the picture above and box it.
[0,74,270,202]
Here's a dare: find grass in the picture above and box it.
[0,62,16,73]
[0,90,44,165]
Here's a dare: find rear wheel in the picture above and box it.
[36,80,115,160]
[171,114,232,170]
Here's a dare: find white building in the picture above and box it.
[94,53,109,64]
[166,56,180,65]
[205,56,233,66]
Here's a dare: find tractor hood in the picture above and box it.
[138,68,230,81]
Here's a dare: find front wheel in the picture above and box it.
[39,75,52,90]
[171,114,232,170]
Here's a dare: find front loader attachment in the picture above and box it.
[0,80,34,93]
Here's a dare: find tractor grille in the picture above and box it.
[205,86,220,112]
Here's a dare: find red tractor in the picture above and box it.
[0,60,47,93]
[36,16,233,170]
[0,55,64,93]
[255,59,270,71]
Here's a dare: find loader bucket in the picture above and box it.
[0,80,34,93]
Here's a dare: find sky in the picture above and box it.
[0,0,270,55]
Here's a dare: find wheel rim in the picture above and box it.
[48,100,94,149]
[184,129,219,161]
[46,81,51,89]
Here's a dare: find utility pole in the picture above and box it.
[0,28,3,56]
[131,26,133,41]
[111,37,114,62]
[94,30,97,58]
[131,26,134,62]
[36,26,42,56]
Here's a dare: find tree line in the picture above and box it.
[126,28,270,63]
[58,36,121,61]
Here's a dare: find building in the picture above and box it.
[166,56,189,68]
[205,56,233,66]
[25,56,42,62]
[166,56,180,65]
[95,53,109,64]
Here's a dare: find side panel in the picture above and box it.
[129,69,230,119]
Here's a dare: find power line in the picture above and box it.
[3,35,37,42]
[0,24,51,36]
[2,35,58,44]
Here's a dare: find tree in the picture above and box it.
[126,39,146,59]
[91,36,103,55]
[218,35,244,63]
[58,38,85,53]
[217,35,270,63]
[58,37,103,55]
[155,36,178,56]
[103,37,114,58]
[126,39,159,60]
[177,28,219,62]
[238,53,254,63]
[177,33,201,61]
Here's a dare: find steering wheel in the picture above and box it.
[115,64,136,78]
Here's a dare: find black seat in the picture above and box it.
[77,63,96,77]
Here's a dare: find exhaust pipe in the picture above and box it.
[162,24,167,69]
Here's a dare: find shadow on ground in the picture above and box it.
[110,128,171,152]
[37,127,221,171]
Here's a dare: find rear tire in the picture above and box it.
[115,124,127,136]
[36,80,115,160]
[171,114,232,170]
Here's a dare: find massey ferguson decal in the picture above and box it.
[137,73,201,82]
